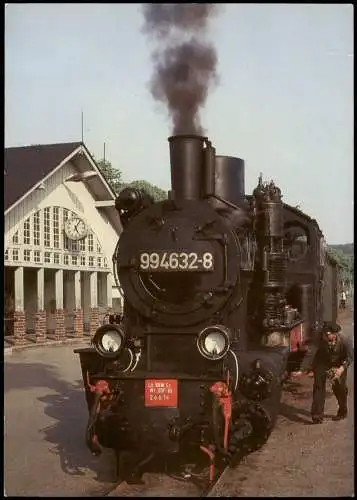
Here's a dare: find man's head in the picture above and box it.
[323,322,341,345]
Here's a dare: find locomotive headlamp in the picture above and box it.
[197,325,231,361]
[92,324,126,358]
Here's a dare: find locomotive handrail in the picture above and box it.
[112,240,124,299]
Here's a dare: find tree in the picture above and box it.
[327,245,354,289]
[123,180,167,202]
[96,159,167,202]
[97,159,123,194]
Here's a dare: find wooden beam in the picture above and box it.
[37,268,45,311]
[75,271,81,309]
[95,200,116,208]
[55,269,64,309]
[90,272,98,308]
[14,266,24,311]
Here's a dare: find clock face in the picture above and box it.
[64,217,88,241]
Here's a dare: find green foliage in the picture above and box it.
[328,243,354,258]
[97,159,123,194]
[327,243,354,286]
[96,159,167,202]
[122,180,167,202]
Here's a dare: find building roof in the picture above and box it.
[4,142,82,211]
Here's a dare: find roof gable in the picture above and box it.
[4,142,82,211]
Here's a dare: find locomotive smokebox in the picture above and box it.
[168,135,206,201]
[211,156,245,209]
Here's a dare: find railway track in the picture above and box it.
[105,462,229,497]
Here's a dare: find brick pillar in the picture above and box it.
[89,307,99,337]
[55,309,66,339]
[13,310,26,345]
[74,309,84,337]
[34,310,47,343]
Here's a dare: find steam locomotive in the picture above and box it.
[75,135,337,483]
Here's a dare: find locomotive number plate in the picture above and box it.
[144,379,178,408]
[139,251,214,272]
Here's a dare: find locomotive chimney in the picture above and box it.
[168,135,206,201]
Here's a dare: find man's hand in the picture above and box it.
[291,371,304,378]
[334,366,345,378]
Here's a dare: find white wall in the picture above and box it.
[5,162,75,241]
[5,159,120,290]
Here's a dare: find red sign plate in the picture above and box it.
[144,379,178,408]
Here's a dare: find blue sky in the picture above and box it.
[5,4,353,244]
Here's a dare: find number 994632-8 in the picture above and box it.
[139,251,214,272]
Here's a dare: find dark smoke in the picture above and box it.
[142,4,219,135]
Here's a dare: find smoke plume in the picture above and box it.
[142,4,219,135]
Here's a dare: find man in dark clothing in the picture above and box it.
[293,322,353,424]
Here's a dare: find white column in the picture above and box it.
[106,273,113,308]
[55,269,64,309]
[14,267,24,311]
[90,271,98,308]
[37,268,45,311]
[74,271,81,309]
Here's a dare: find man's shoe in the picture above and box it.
[332,409,347,421]
[312,415,324,424]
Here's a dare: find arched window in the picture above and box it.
[5,206,110,271]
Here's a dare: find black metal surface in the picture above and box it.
[116,199,239,327]
[211,156,245,209]
[74,133,338,478]
[168,135,206,201]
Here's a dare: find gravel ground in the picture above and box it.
[210,317,354,497]
[4,315,353,497]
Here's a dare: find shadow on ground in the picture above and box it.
[5,361,116,484]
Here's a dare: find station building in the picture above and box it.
[4,142,123,345]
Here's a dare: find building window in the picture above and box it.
[97,257,102,268]
[24,249,31,262]
[80,256,86,266]
[44,252,51,263]
[72,255,78,266]
[53,253,60,264]
[12,231,19,244]
[89,256,94,267]
[34,250,41,263]
[79,239,85,251]
[104,257,108,268]
[71,240,79,252]
[5,249,9,260]
[64,254,69,265]
[88,233,94,252]
[24,218,31,245]
[64,236,79,252]
[97,243,102,253]
[44,208,51,247]
[63,209,69,222]
[33,211,40,246]
[53,207,60,248]
[12,249,19,261]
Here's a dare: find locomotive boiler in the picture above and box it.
[75,134,332,483]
